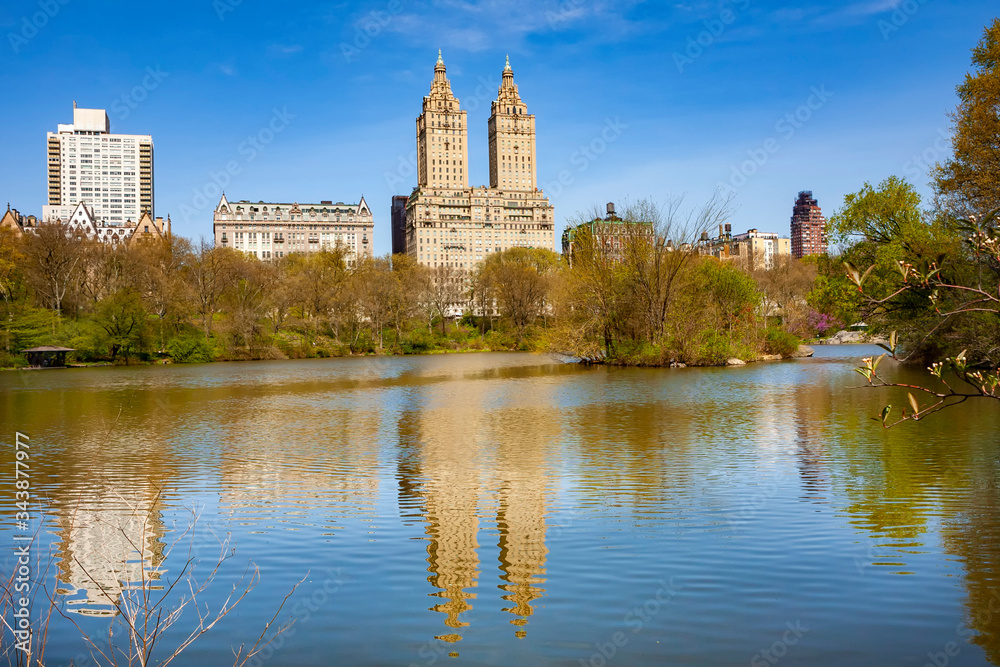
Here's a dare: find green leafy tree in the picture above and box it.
[935,18,1000,218]
[92,288,151,363]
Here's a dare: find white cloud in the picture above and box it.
[377,0,652,52]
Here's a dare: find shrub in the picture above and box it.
[695,330,734,366]
[764,328,801,357]
[167,335,215,363]
[402,328,436,354]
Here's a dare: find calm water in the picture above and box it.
[2,348,1000,666]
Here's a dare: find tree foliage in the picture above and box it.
[935,18,1000,218]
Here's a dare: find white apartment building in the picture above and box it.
[44,104,154,225]
[213,194,374,262]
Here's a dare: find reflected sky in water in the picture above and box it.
[2,349,999,665]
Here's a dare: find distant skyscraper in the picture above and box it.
[391,195,409,255]
[790,191,827,258]
[44,104,154,224]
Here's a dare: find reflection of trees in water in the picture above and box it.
[941,458,1000,665]
[820,363,1000,663]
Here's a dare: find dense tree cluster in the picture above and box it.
[0,206,822,368]
[0,223,544,366]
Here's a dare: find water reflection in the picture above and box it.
[3,351,1000,664]
[394,360,560,643]
[53,483,167,616]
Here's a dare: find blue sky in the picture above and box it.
[0,0,995,254]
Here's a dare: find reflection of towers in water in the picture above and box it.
[401,367,556,642]
[416,386,483,641]
[496,474,548,638]
[54,484,167,616]
[792,375,832,502]
[492,384,553,638]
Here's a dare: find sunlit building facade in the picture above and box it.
[405,53,555,271]
[213,194,373,261]
[45,104,154,224]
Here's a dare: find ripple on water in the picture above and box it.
[1,352,998,665]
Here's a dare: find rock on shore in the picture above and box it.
[818,330,888,345]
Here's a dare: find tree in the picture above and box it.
[479,247,560,346]
[556,209,632,358]
[828,176,925,249]
[424,265,463,336]
[355,255,397,349]
[829,178,962,354]
[750,255,817,332]
[848,206,999,425]
[623,196,731,343]
[388,253,426,339]
[21,221,85,317]
[92,288,151,363]
[222,255,277,357]
[287,247,349,338]
[187,240,235,342]
[0,227,27,354]
[132,236,194,352]
[935,18,1000,218]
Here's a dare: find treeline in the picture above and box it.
[0,197,827,369]
[0,224,547,367]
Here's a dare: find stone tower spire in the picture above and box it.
[416,51,469,189]
[489,56,536,191]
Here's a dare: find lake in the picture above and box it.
[2,347,999,666]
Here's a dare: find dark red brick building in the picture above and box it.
[790,191,827,258]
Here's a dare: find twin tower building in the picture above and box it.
[402,52,555,269]
[212,53,553,266]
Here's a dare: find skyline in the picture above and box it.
[1,0,996,255]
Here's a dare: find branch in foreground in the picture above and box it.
[856,348,999,428]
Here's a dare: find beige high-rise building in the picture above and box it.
[490,56,537,192]
[406,53,555,271]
